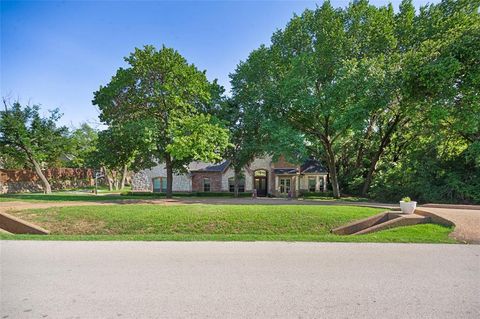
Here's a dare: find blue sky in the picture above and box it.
[1,0,437,128]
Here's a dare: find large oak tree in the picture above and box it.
[93,45,230,198]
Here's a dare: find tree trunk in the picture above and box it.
[120,164,128,190]
[355,117,375,169]
[107,177,113,191]
[112,170,120,191]
[22,146,52,194]
[361,115,401,196]
[360,136,391,196]
[165,154,173,199]
[103,166,114,191]
[114,175,119,191]
[31,157,51,194]
[233,166,241,198]
[361,150,381,196]
[324,140,340,198]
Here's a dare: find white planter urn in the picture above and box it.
[399,201,417,214]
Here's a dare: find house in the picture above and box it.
[131,156,328,197]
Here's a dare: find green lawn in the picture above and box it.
[0,192,156,202]
[300,196,372,202]
[0,204,456,243]
[0,190,242,202]
[0,192,375,203]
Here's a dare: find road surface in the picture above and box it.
[1,241,479,318]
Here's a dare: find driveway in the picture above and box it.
[418,205,480,244]
[1,241,479,318]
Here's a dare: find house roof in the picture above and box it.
[188,158,327,175]
[273,168,298,175]
[300,158,328,174]
[191,160,231,173]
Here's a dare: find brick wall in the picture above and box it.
[0,168,94,194]
[272,155,298,168]
[191,172,223,192]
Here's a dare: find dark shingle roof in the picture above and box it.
[300,158,328,174]
[273,168,298,175]
[194,160,231,173]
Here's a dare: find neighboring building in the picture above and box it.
[132,156,328,197]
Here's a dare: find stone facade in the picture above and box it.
[131,156,329,197]
[131,171,151,192]
[131,163,194,192]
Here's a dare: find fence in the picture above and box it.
[0,168,95,194]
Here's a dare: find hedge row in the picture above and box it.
[122,191,253,198]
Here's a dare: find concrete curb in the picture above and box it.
[332,211,430,235]
[0,212,49,235]
[421,203,480,210]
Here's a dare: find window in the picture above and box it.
[308,177,316,192]
[254,170,267,177]
[203,178,210,192]
[319,177,324,190]
[279,178,291,194]
[152,177,167,193]
[228,177,245,193]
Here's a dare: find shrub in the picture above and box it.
[121,191,252,198]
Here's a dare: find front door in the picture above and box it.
[254,170,268,197]
[279,177,292,195]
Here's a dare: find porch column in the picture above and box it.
[296,175,300,196]
[275,175,279,193]
[323,175,327,192]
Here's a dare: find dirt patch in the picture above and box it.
[48,219,108,235]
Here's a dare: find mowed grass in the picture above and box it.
[0,204,456,243]
[0,192,373,203]
[0,192,152,202]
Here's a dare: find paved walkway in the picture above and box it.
[2,241,479,319]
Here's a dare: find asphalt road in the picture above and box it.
[1,241,479,319]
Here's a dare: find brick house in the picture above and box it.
[131,156,328,197]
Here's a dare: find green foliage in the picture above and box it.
[93,122,152,171]
[167,113,231,162]
[121,191,252,198]
[401,197,411,202]
[93,45,230,196]
[370,140,480,204]
[4,1,478,204]
[0,102,69,167]
[66,123,98,168]
[227,46,307,169]
[230,0,480,203]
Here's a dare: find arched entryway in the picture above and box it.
[254,169,268,197]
